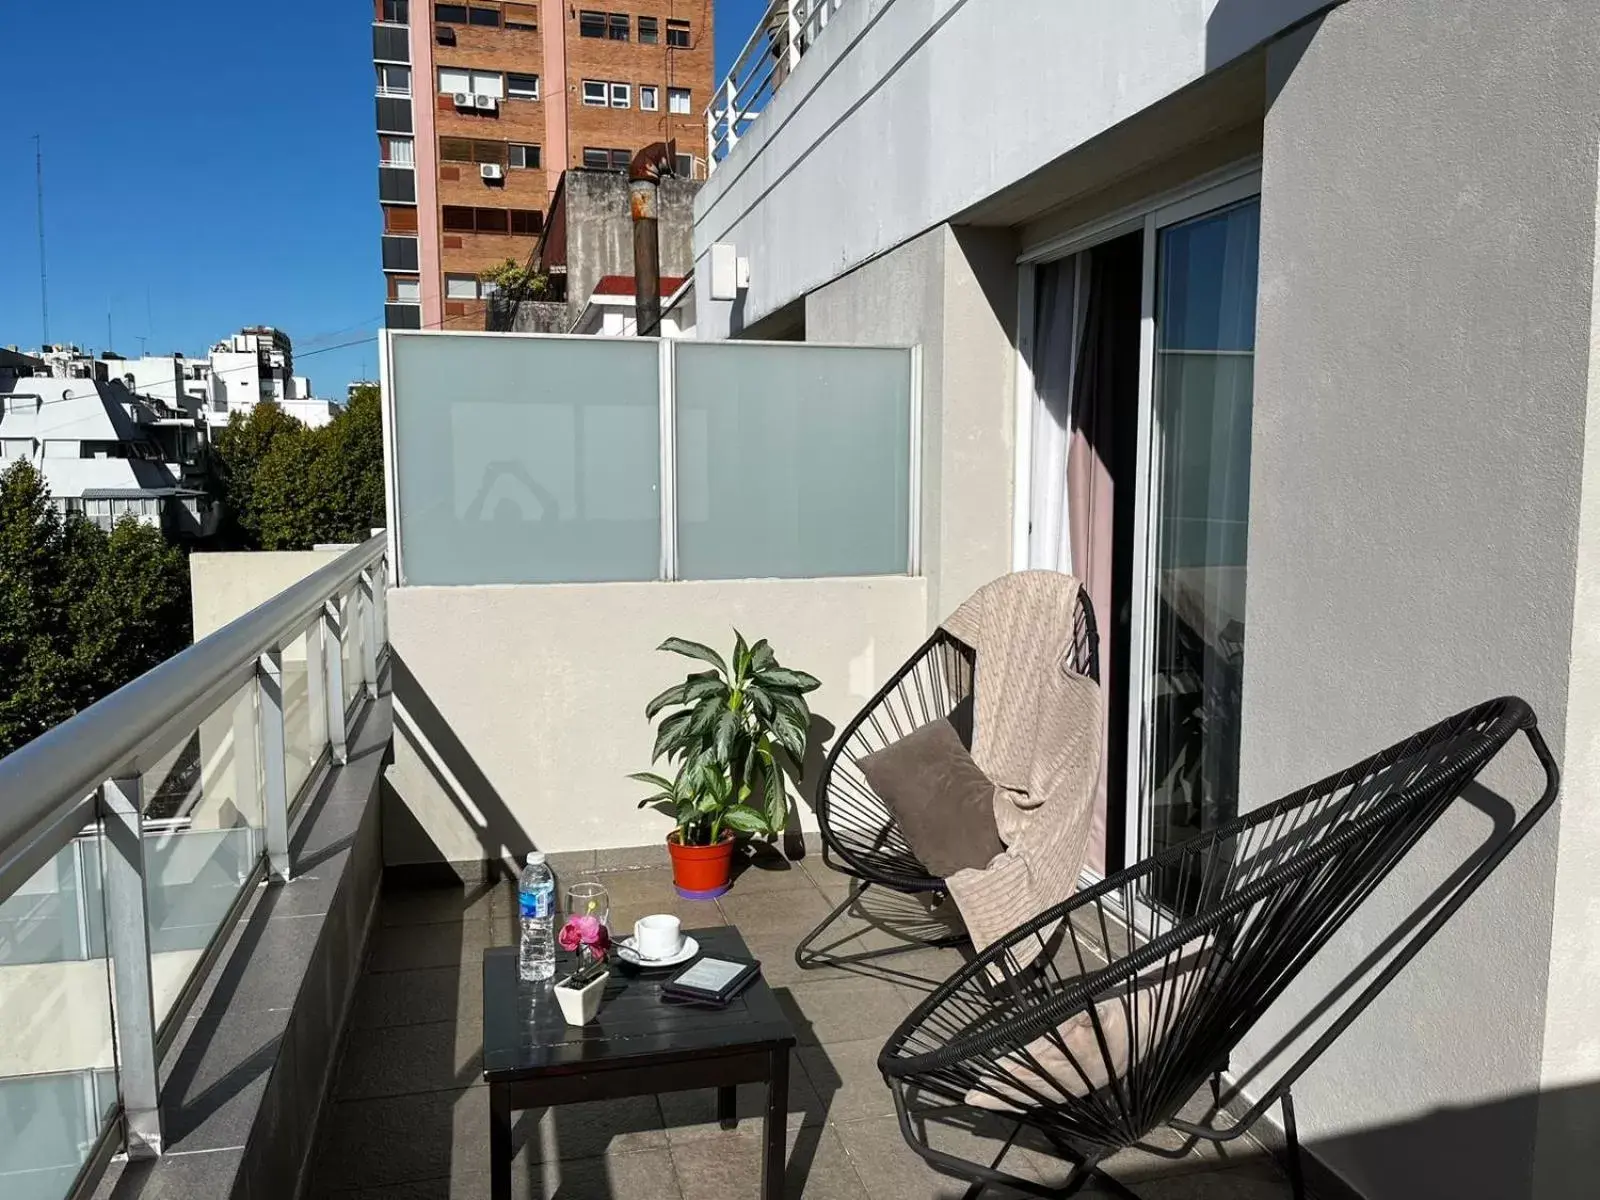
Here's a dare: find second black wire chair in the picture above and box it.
[875,696,1559,1199]
[795,585,1099,974]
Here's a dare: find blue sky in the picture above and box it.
[0,0,767,394]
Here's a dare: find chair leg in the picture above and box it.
[793,879,966,973]
[1281,1091,1307,1200]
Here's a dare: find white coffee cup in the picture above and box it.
[634,914,684,961]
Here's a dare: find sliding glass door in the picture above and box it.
[1139,196,1260,914]
[1017,170,1261,910]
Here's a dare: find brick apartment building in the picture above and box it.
[372,0,714,331]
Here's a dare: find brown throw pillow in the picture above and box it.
[856,713,1003,877]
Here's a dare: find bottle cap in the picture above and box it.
[526,851,546,867]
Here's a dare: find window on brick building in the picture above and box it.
[638,15,658,43]
[667,18,690,47]
[504,4,537,30]
[393,277,421,303]
[583,147,630,170]
[668,87,691,115]
[639,85,658,112]
[675,153,694,179]
[608,12,629,40]
[377,63,412,95]
[445,274,480,301]
[468,6,500,26]
[510,209,543,234]
[507,72,540,99]
[581,79,607,107]
[610,82,630,108]
[382,0,409,22]
[435,3,468,22]
[579,10,605,37]
[509,143,541,169]
[442,206,476,230]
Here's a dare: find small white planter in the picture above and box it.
[554,969,609,1026]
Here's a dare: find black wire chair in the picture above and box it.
[876,696,1559,1199]
[795,585,1099,975]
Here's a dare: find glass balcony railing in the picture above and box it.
[0,535,389,1200]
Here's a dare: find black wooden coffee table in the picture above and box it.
[482,924,796,1200]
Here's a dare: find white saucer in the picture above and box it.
[616,934,699,969]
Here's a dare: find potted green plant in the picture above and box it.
[631,633,820,898]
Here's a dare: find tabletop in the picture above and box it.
[481,925,796,1084]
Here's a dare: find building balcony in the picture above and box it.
[0,332,1567,1200]
[707,1,847,173]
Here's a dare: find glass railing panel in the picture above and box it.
[675,342,914,579]
[388,333,662,584]
[338,588,360,716]
[282,619,327,805]
[0,820,118,1200]
[142,678,265,1027]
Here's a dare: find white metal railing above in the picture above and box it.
[705,0,847,173]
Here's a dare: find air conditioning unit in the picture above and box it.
[453,91,474,108]
[480,163,504,181]
[474,93,498,111]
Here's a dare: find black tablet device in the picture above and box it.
[660,954,761,1007]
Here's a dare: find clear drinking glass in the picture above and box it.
[563,882,610,928]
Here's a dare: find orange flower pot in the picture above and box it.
[668,831,736,899]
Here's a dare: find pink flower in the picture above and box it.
[558,915,611,958]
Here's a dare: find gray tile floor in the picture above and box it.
[307,853,1295,1199]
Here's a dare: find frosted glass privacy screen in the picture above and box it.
[389,334,661,584]
[675,343,913,580]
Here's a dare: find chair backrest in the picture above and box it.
[814,583,1098,889]
[881,696,1557,1154]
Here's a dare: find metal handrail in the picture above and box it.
[0,533,386,867]
[705,0,848,172]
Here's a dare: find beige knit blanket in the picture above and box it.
[941,571,1103,956]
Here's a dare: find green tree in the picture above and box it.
[209,389,385,550]
[0,462,74,749]
[0,461,192,757]
[212,400,305,547]
[67,517,192,705]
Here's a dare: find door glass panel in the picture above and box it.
[1144,198,1259,915]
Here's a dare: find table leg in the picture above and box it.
[762,1047,789,1200]
[490,1085,513,1200]
[717,1085,738,1130]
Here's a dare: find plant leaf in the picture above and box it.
[714,708,738,765]
[657,637,727,674]
[760,746,788,832]
[749,638,776,673]
[643,681,689,720]
[743,681,775,723]
[682,671,728,705]
[651,710,693,763]
[627,771,677,791]
[771,704,809,763]
[687,694,723,740]
[733,630,750,681]
[758,666,821,694]
[723,804,774,835]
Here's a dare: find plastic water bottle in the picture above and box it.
[518,852,556,982]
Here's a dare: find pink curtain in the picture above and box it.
[1032,256,1112,876]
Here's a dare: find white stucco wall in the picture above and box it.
[1242,5,1600,1198]
[383,577,928,865]
[805,225,1016,627]
[189,549,344,640]
[694,0,1332,338]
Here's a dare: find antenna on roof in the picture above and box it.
[34,134,49,346]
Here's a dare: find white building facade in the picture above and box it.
[692,2,1600,1199]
